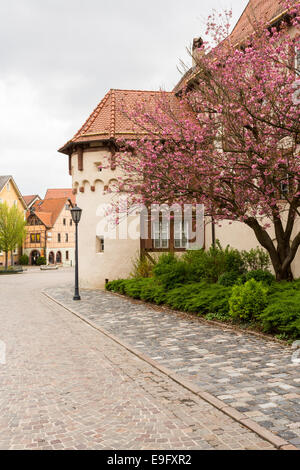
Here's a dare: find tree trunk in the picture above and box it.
[5,252,8,271]
[245,217,299,282]
[275,263,294,281]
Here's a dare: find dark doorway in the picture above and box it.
[48,252,55,264]
[30,250,40,265]
[56,251,62,264]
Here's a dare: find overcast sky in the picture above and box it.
[0,0,248,197]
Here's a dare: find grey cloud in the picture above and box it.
[0,0,248,195]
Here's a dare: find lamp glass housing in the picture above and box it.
[71,205,82,224]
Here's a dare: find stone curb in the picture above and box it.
[42,290,297,451]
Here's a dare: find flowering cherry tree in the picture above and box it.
[115,0,300,281]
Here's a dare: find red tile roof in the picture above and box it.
[173,0,290,93]
[28,197,72,228]
[45,188,75,204]
[59,89,177,153]
[23,195,40,206]
[230,0,289,46]
[32,211,53,228]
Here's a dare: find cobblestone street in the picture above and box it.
[46,284,300,449]
[0,269,277,450]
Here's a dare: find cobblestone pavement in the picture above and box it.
[0,270,275,450]
[46,286,300,449]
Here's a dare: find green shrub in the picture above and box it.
[229,279,268,321]
[130,254,155,278]
[258,281,300,338]
[206,311,231,321]
[183,242,245,284]
[106,278,167,304]
[241,247,270,271]
[166,282,231,316]
[19,254,29,265]
[106,279,127,294]
[165,283,205,311]
[218,271,241,286]
[184,284,232,316]
[267,279,300,296]
[123,279,145,298]
[260,295,300,339]
[139,278,167,304]
[36,256,46,266]
[153,253,190,289]
[241,269,275,285]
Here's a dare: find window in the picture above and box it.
[96,235,104,252]
[13,200,17,207]
[66,251,69,260]
[58,233,61,243]
[63,218,66,225]
[280,174,290,197]
[174,220,189,249]
[281,182,289,197]
[70,219,73,226]
[30,233,41,243]
[152,220,169,249]
[6,182,10,191]
[65,233,68,242]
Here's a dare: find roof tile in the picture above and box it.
[230,0,288,45]
[29,197,72,228]
[59,89,178,152]
[45,188,75,204]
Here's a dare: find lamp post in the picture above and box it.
[70,205,82,301]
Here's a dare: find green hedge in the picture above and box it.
[106,278,231,317]
[260,281,300,338]
[106,276,300,339]
[19,254,29,265]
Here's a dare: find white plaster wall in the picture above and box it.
[72,147,140,289]
[205,217,300,279]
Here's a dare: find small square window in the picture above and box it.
[63,218,66,225]
[96,235,104,252]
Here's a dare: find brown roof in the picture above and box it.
[23,195,40,206]
[32,211,53,228]
[230,0,289,46]
[0,175,11,193]
[58,89,177,153]
[173,0,290,93]
[45,188,75,204]
[28,197,72,228]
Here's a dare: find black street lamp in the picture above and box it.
[70,205,82,301]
